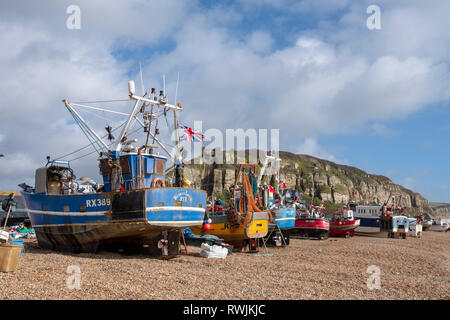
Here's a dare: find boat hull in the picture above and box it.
[329,219,360,237]
[354,216,384,234]
[22,187,207,257]
[429,224,449,232]
[190,211,269,242]
[273,208,296,229]
[292,218,329,239]
[33,223,184,255]
[422,222,432,231]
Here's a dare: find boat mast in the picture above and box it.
[276,157,280,194]
[113,98,141,157]
[173,108,181,161]
[127,80,183,156]
[257,155,281,193]
[257,155,272,188]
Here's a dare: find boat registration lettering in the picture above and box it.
[221,223,231,230]
[86,198,111,208]
[173,190,193,204]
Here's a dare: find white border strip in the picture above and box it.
[149,220,203,226]
[27,209,107,216]
[146,206,205,213]
[275,217,296,221]
[27,206,206,216]
[33,221,204,228]
[355,226,382,233]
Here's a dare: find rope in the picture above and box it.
[240,173,273,227]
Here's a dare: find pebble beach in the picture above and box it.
[0,232,448,300]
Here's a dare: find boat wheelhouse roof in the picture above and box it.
[355,205,382,209]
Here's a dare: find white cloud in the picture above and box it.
[401,177,416,190]
[420,140,433,149]
[0,0,192,47]
[248,31,274,54]
[438,124,450,132]
[398,168,432,191]
[296,137,347,164]
[370,123,398,137]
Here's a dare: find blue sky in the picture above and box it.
[319,103,450,202]
[0,0,449,203]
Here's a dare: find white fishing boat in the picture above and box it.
[429,220,449,232]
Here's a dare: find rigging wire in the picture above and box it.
[58,98,178,162]
[72,105,125,126]
[65,106,103,154]
[54,121,127,160]
[67,125,145,162]
[55,102,158,160]
[59,111,176,162]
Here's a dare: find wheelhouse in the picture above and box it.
[99,152,167,192]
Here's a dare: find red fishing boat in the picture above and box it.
[329,208,360,238]
[293,207,329,239]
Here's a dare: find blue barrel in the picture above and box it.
[11,239,24,256]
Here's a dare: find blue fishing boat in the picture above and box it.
[257,156,297,246]
[274,189,299,229]
[265,190,298,245]
[273,207,296,229]
[265,207,296,246]
[21,78,206,257]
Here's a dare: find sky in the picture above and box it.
[0,0,449,202]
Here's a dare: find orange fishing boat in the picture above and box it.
[191,164,269,252]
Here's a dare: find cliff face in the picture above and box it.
[430,203,450,220]
[170,150,434,216]
[275,151,433,215]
